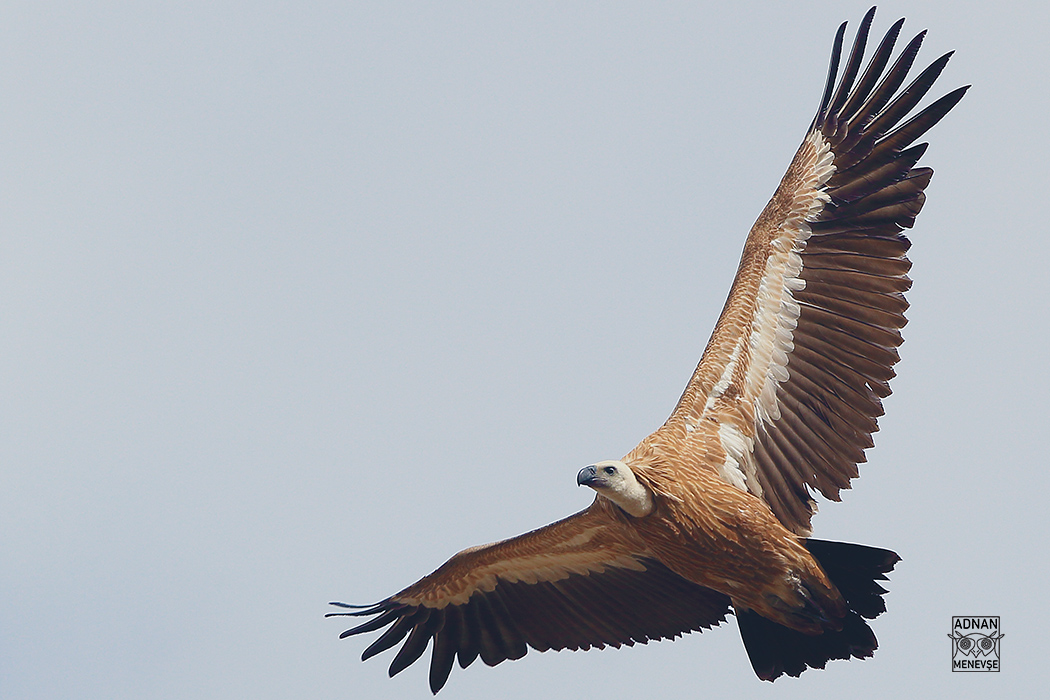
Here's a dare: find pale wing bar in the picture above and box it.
[750,10,968,532]
[331,506,731,692]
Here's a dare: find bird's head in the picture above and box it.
[577,460,654,517]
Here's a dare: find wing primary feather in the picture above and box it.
[830,32,930,169]
[388,609,440,677]
[327,601,388,617]
[338,608,403,638]
[429,610,458,693]
[361,612,418,661]
[456,600,481,669]
[810,20,849,132]
[824,6,876,139]
[862,52,954,143]
[830,164,931,207]
[826,142,928,204]
[863,86,969,166]
[846,195,925,230]
[838,17,905,125]
[846,30,927,133]
[473,595,509,666]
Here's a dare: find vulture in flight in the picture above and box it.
[331,7,967,692]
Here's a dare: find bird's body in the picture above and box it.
[619,450,838,632]
[332,7,967,692]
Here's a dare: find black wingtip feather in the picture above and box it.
[863,50,954,143]
[389,610,441,678]
[326,600,389,617]
[456,599,482,669]
[812,20,849,132]
[870,85,969,159]
[362,612,417,660]
[838,17,905,124]
[843,29,927,138]
[825,6,876,132]
[428,609,460,693]
[338,608,402,637]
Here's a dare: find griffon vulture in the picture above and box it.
[331,7,967,692]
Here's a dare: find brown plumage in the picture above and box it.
[331,8,966,692]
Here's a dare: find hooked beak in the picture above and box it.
[577,465,602,487]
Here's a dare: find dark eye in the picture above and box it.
[603,466,616,475]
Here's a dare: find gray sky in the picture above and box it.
[2,1,1046,698]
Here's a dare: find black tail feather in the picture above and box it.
[737,539,900,682]
[804,539,900,619]
[737,605,877,681]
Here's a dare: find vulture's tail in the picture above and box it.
[736,539,900,681]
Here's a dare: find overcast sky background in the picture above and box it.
[2,1,1046,698]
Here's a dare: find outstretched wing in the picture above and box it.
[662,8,968,534]
[330,500,730,693]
